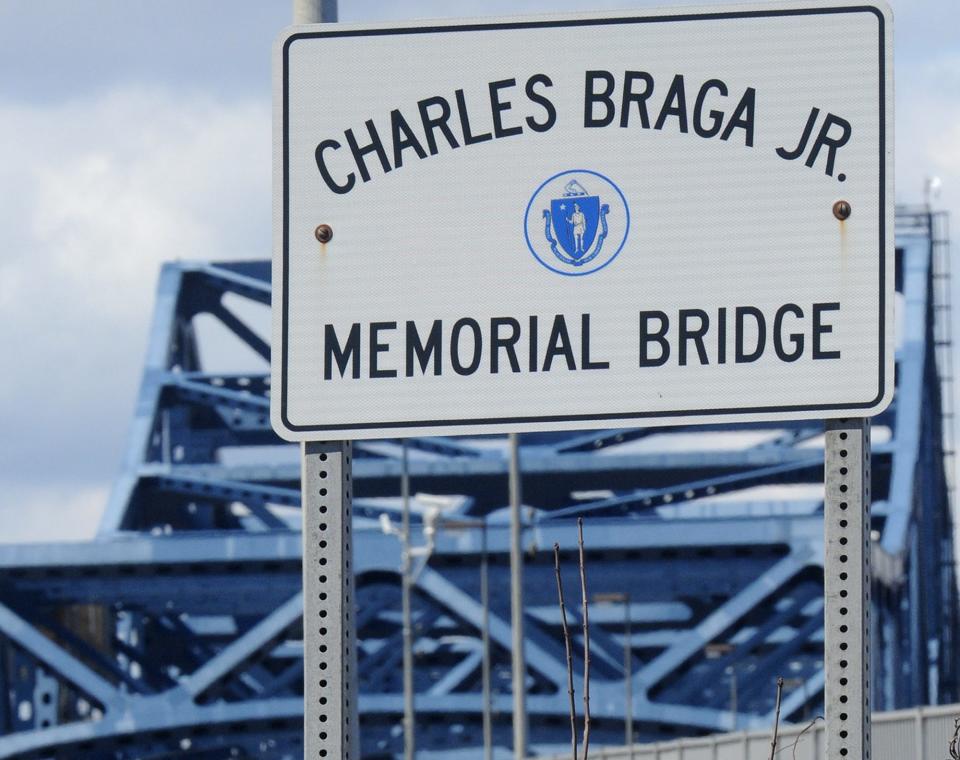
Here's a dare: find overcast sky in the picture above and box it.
[0,0,957,542]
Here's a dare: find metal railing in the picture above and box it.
[536,702,960,759]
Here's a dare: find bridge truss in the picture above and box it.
[0,209,956,758]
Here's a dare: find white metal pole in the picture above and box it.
[401,441,415,760]
[730,667,738,729]
[293,0,337,23]
[625,596,633,759]
[481,520,493,760]
[824,418,871,760]
[508,433,528,759]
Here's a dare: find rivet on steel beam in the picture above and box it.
[315,224,333,243]
[833,201,852,221]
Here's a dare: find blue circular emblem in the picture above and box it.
[524,169,630,276]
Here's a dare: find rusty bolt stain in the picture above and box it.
[314,224,333,244]
[833,200,851,221]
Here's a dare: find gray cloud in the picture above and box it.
[0,0,958,541]
[0,89,270,509]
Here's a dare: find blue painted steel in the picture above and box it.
[0,210,955,758]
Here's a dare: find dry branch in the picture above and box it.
[553,543,578,760]
[768,677,784,760]
[789,716,822,760]
[578,518,591,760]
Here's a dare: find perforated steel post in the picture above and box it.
[824,418,871,760]
[303,442,358,760]
[292,2,349,758]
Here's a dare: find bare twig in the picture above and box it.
[768,677,784,760]
[553,543,578,760]
[789,716,822,760]
[578,518,591,760]
[949,716,960,760]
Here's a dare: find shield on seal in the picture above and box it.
[550,194,601,260]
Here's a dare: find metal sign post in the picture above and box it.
[824,418,871,759]
[291,7,354,760]
[302,441,357,760]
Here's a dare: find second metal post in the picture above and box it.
[509,433,527,759]
[824,418,871,760]
[401,442,415,760]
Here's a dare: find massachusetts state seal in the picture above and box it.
[524,169,630,276]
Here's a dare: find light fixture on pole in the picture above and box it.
[924,175,942,209]
[380,474,468,760]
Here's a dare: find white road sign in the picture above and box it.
[272,0,893,441]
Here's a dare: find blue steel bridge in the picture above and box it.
[0,208,956,759]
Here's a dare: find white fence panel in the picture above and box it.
[874,712,918,759]
[536,703,960,760]
[676,738,715,760]
[922,711,957,759]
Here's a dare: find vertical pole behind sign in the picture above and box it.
[293,0,337,22]
[481,521,493,760]
[508,433,528,758]
[293,6,345,760]
[400,442,415,760]
[824,418,871,760]
[624,598,633,759]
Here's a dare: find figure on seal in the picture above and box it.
[566,202,586,254]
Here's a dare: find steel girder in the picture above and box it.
[0,210,955,759]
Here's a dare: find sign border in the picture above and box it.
[277,4,889,435]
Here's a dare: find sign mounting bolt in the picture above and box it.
[833,200,851,221]
[315,224,333,243]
